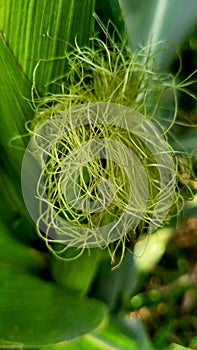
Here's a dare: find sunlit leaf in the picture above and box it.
[169,343,194,350]
[0,0,95,94]
[0,36,36,238]
[134,227,174,273]
[119,0,197,70]
[0,35,33,166]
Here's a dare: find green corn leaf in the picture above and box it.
[119,0,197,70]
[0,0,95,95]
[51,248,104,295]
[0,265,108,347]
[42,315,153,350]
[0,36,35,238]
[0,0,95,238]
[173,129,197,157]
[88,316,153,350]
[0,162,37,242]
[95,0,125,37]
[134,227,174,273]
[169,343,194,350]
[0,35,33,167]
[92,252,137,312]
[0,220,45,273]
[42,336,138,350]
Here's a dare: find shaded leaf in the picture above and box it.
[51,248,104,295]
[179,194,197,223]
[0,265,108,347]
[95,0,125,36]
[92,252,137,311]
[173,128,197,158]
[0,220,45,273]
[42,315,153,350]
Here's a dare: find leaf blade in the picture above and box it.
[0,265,108,347]
[0,0,95,94]
[119,0,197,70]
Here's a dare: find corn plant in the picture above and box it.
[0,0,197,349]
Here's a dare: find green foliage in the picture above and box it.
[0,265,108,347]
[51,248,103,294]
[42,316,153,350]
[0,221,45,273]
[0,0,196,349]
[134,227,174,273]
[119,0,197,70]
[0,36,32,164]
[169,344,195,350]
[0,0,95,94]
[95,0,125,36]
[91,252,137,311]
